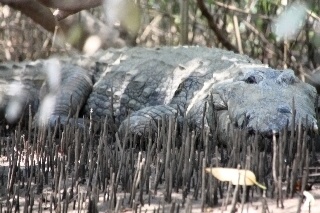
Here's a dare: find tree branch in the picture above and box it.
[59,11,126,49]
[0,0,28,3]
[0,0,126,50]
[0,0,103,21]
[8,0,56,32]
[36,0,102,11]
[53,9,81,21]
[196,0,238,52]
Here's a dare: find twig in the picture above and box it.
[196,0,238,52]
[242,20,275,56]
[233,15,243,54]
[230,165,241,213]
[213,1,271,20]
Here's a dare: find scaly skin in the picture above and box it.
[0,47,317,143]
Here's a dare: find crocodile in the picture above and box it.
[0,46,318,143]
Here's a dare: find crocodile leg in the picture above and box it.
[37,61,93,126]
[118,105,178,135]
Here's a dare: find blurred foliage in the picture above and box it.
[1,0,320,77]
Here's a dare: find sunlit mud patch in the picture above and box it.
[83,35,102,55]
[104,0,141,36]
[37,59,61,126]
[45,59,61,92]
[272,2,308,40]
[38,94,56,126]
[5,82,25,123]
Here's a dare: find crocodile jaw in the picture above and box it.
[208,67,318,141]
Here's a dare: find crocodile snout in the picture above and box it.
[236,105,318,138]
[277,105,291,114]
[216,67,319,141]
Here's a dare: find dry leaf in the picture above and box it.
[205,167,266,190]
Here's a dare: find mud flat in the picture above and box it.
[0,116,319,212]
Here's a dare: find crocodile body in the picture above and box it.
[0,47,318,142]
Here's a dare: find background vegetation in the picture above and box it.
[0,1,319,212]
[1,0,320,80]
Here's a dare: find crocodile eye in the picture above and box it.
[245,76,257,84]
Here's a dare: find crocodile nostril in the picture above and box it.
[277,106,291,114]
[276,70,296,85]
[245,76,257,84]
[247,127,255,135]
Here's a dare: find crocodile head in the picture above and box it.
[195,64,318,143]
